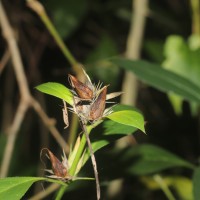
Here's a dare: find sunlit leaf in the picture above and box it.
[0,177,67,200]
[103,120,136,135]
[163,35,200,115]
[35,82,73,105]
[106,110,145,133]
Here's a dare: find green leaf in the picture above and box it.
[0,177,45,200]
[82,105,140,166]
[35,82,73,105]
[122,145,194,175]
[193,167,200,200]
[103,120,137,135]
[111,57,200,104]
[106,110,145,133]
[163,35,200,115]
[0,176,67,200]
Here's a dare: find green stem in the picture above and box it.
[55,120,102,199]
[191,0,200,36]
[69,121,102,176]
[27,0,77,67]
[55,125,92,200]
[68,114,79,146]
[39,12,77,66]
[153,174,176,200]
[55,185,68,200]
[69,129,88,176]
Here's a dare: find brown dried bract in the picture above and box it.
[69,74,93,100]
[41,148,71,180]
[89,86,107,121]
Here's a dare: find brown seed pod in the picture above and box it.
[89,86,107,121]
[41,148,68,178]
[69,74,93,100]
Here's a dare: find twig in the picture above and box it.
[82,123,100,200]
[109,0,149,197]
[31,97,70,153]
[191,0,200,36]
[121,0,149,105]
[1,64,15,130]
[26,0,78,70]
[29,183,60,200]
[0,100,29,177]
[0,48,10,74]
[0,0,69,177]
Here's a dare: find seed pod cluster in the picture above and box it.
[69,70,108,123]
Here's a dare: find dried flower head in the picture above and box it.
[41,148,71,181]
[67,68,122,124]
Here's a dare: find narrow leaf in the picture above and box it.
[0,177,45,200]
[35,82,73,105]
[122,145,195,175]
[111,58,200,104]
[0,176,67,200]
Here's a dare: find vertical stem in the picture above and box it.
[0,101,28,177]
[153,174,176,200]
[191,0,200,36]
[69,130,87,176]
[55,185,68,200]
[39,12,77,66]
[121,0,149,105]
[68,114,79,146]
[82,123,100,200]
[27,0,78,68]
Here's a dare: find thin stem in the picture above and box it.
[56,121,102,200]
[29,183,60,200]
[121,0,148,105]
[153,174,176,200]
[82,123,100,200]
[68,114,79,146]
[69,129,88,176]
[31,97,70,153]
[191,0,200,36]
[0,48,10,75]
[55,185,68,200]
[68,121,101,176]
[27,0,77,67]
[55,130,87,200]
[0,100,29,177]
[0,0,70,177]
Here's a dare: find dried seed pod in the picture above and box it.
[89,86,107,121]
[69,74,93,100]
[42,148,68,178]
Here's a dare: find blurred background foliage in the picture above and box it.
[0,0,200,199]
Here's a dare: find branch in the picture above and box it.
[29,183,60,200]
[121,0,149,105]
[0,48,10,75]
[27,0,78,70]
[0,100,29,177]
[0,0,69,177]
